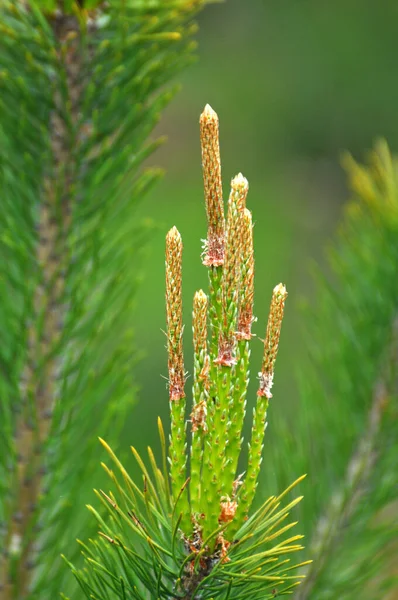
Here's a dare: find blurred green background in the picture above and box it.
[129,0,398,482]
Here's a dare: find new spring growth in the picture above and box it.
[190,290,209,515]
[230,283,288,533]
[216,173,248,366]
[165,226,185,401]
[225,208,254,494]
[191,290,210,433]
[237,208,255,340]
[166,227,190,525]
[200,104,225,267]
[258,283,288,399]
[166,104,288,552]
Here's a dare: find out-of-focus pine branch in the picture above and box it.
[265,140,398,599]
[0,1,210,598]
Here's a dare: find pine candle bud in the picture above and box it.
[203,174,248,534]
[191,290,209,516]
[192,289,208,358]
[200,104,225,267]
[216,173,248,366]
[258,283,288,398]
[165,226,185,401]
[232,283,288,532]
[225,208,254,496]
[166,227,189,525]
[192,289,210,429]
[237,208,254,340]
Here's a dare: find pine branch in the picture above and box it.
[67,104,307,600]
[295,319,396,599]
[1,12,84,597]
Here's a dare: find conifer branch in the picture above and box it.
[200,104,225,269]
[225,208,254,493]
[68,104,306,600]
[1,9,87,596]
[262,140,398,599]
[295,319,396,600]
[166,226,190,530]
[190,290,210,517]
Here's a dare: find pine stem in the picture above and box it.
[169,398,190,530]
[211,362,232,490]
[200,266,223,539]
[166,227,190,530]
[225,339,250,493]
[231,395,269,537]
[190,291,209,518]
[208,266,223,366]
[178,565,212,600]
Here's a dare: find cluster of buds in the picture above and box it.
[166,104,287,550]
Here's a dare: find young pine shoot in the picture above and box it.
[69,105,308,600]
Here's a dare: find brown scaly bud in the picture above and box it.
[219,498,238,524]
[166,227,185,401]
[237,208,255,340]
[257,283,288,398]
[191,399,208,433]
[216,533,232,563]
[200,104,225,267]
[215,173,248,366]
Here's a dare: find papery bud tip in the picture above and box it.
[201,103,218,121]
[194,289,207,302]
[273,283,287,298]
[167,225,181,241]
[232,173,249,191]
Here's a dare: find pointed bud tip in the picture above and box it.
[231,172,249,191]
[203,103,215,114]
[200,103,218,123]
[273,282,287,298]
[166,226,182,244]
[194,289,207,302]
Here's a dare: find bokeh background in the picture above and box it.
[129,0,398,478]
